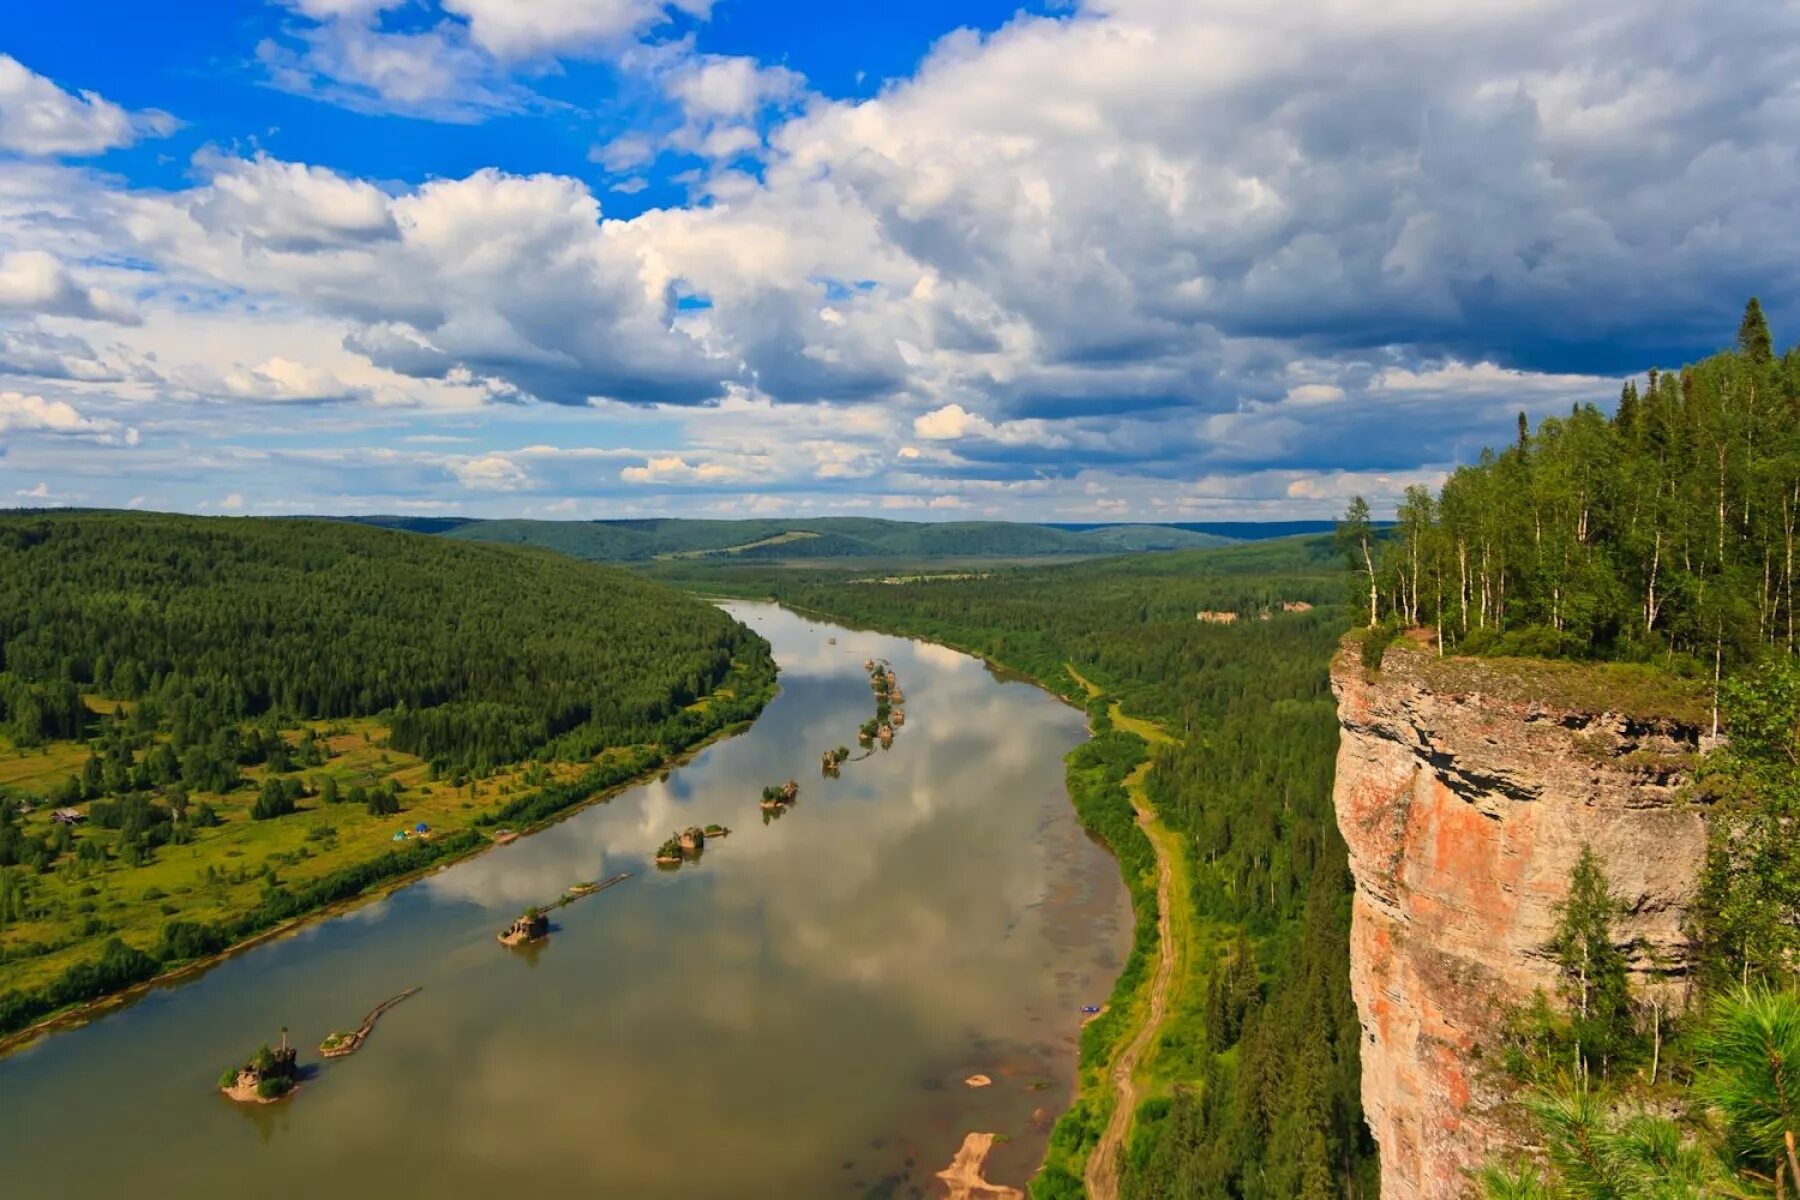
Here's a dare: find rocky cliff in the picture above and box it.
[1331,636,1711,1199]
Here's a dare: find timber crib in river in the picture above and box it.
[319,986,423,1058]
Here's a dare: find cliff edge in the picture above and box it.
[1331,634,1710,1199]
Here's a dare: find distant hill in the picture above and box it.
[1048,520,1345,541]
[332,517,1240,562]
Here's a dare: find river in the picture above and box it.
[0,603,1129,1198]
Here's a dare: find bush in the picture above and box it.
[1360,623,1400,670]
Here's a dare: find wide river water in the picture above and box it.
[0,602,1128,1199]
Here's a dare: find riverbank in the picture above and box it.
[737,598,1173,1198]
[0,689,772,1059]
[0,600,1123,1199]
[1068,674,1186,1200]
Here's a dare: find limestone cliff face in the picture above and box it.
[1331,638,1709,1200]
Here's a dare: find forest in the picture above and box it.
[0,512,776,1036]
[0,512,772,769]
[1332,302,1800,1197]
[690,539,1377,1199]
[346,514,1235,562]
[1348,299,1800,676]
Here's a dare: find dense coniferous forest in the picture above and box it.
[0,512,772,770]
[1354,299,1800,675]
[689,541,1378,1198]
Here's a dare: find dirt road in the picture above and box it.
[1083,757,1177,1200]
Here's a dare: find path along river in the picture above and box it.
[0,602,1129,1199]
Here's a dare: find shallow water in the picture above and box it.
[0,603,1128,1199]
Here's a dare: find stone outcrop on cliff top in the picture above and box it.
[1332,635,1711,1199]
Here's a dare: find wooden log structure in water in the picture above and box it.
[319,986,423,1058]
[545,872,632,911]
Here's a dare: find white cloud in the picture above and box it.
[912,403,978,441]
[449,453,530,490]
[8,0,1800,517]
[259,6,534,119]
[0,390,137,443]
[913,403,1068,448]
[0,250,139,323]
[442,0,712,60]
[1371,361,1613,397]
[290,0,401,17]
[211,356,365,404]
[1283,383,1344,406]
[0,54,175,156]
[592,134,656,172]
[667,54,804,122]
[619,453,740,483]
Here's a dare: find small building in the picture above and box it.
[51,808,85,826]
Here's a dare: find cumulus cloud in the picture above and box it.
[0,54,176,156]
[0,390,137,444]
[129,159,734,406]
[441,0,711,60]
[0,250,139,323]
[9,0,1800,516]
[449,453,531,490]
[183,154,398,252]
[619,453,740,483]
[913,403,1069,449]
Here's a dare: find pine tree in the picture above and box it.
[1738,297,1774,365]
[1614,380,1638,434]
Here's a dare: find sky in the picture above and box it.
[0,0,1796,522]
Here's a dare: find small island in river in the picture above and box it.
[656,826,711,865]
[220,1029,301,1104]
[759,779,800,811]
[499,907,551,946]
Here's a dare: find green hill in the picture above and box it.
[349,516,1238,563]
[0,512,773,766]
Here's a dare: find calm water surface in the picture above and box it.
[0,603,1128,1199]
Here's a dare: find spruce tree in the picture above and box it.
[1613,380,1638,434]
[1738,297,1773,365]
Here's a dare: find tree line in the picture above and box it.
[1340,299,1800,678]
[0,512,774,771]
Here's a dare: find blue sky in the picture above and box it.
[0,0,1795,520]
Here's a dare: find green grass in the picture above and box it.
[0,665,774,1031]
[1391,639,1715,726]
[0,718,594,997]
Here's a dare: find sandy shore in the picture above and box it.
[936,1132,1023,1200]
[220,1079,293,1105]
